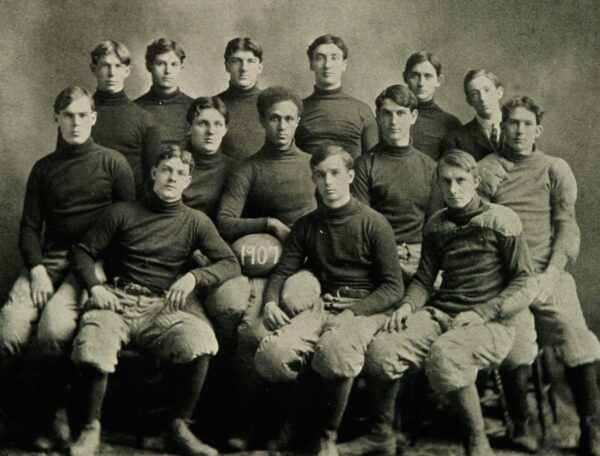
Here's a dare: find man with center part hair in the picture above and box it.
[135,38,194,147]
[295,34,378,159]
[356,150,537,456]
[255,145,404,456]
[68,146,240,456]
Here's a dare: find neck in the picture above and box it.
[266,139,295,153]
[189,141,221,160]
[325,193,351,209]
[57,135,93,154]
[315,83,342,93]
[229,83,260,95]
[418,97,435,106]
[477,109,501,124]
[151,84,179,96]
[384,137,410,148]
[446,194,485,225]
[502,143,537,160]
[148,190,184,213]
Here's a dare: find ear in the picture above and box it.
[259,114,268,129]
[534,124,543,139]
[90,63,96,74]
[182,174,192,190]
[123,65,131,79]
[410,109,418,125]
[90,111,97,127]
[466,93,474,108]
[150,166,158,182]
[257,61,263,76]
[54,113,59,124]
[474,175,481,189]
[436,73,444,87]
[348,169,355,184]
[225,59,232,74]
[341,59,348,72]
[145,61,153,72]
[497,86,504,99]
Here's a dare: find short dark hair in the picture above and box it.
[438,149,480,180]
[154,144,195,175]
[186,96,229,125]
[463,69,501,95]
[256,86,303,118]
[502,96,544,125]
[309,144,354,171]
[307,34,348,60]
[375,84,418,111]
[403,51,442,81]
[90,40,131,65]
[224,37,263,62]
[53,86,95,114]
[145,38,186,68]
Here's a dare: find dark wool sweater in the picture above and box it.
[217,85,264,160]
[216,141,317,241]
[295,86,378,159]
[73,193,240,294]
[92,90,161,194]
[411,99,461,161]
[134,87,193,147]
[264,198,404,316]
[352,142,443,244]
[402,195,534,321]
[182,146,235,221]
[478,147,579,273]
[19,137,135,269]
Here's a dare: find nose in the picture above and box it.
[107,65,115,77]
[449,181,459,194]
[324,172,333,185]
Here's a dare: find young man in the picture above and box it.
[0,87,135,449]
[90,40,161,195]
[217,86,316,243]
[216,37,265,160]
[255,146,405,456]
[135,38,194,147]
[359,150,536,456]
[352,84,443,282]
[443,69,504,161]
[295,34,378,159]
[68,146,240,456]
[478,96,600,455]
[403,51,461,160]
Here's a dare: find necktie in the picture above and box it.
[490,124,499,150]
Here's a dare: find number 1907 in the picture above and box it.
[240,245,280,265]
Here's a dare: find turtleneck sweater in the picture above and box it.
[401,195,534,322]
[216,84,264,160]
[216,141,317,241]
[295,86,378,159]
[135,86,193,147]
[72,192,240,294]
[182,145,235,221]
[352,141,443,244]
[264,197,404,316]
[477,146,579,272]
[19,136,135,269]
[92,90,161,194]
[411,99,461,161]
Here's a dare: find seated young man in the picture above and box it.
[0,86,135,449]
[68,146,240,456]
[479,96,600,455]
[255,145,405,456]
[135,38,194,147]
[358,150,537,456]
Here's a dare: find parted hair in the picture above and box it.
[90,40,131,65]
[154,144,195,174]
[463,69,501,95]
[403,51,443,79]
[224,37,263,62]
[256,86,303,118]
[307,34,348,60]
[186,97,229,125]
[438,149,480,180]
[53,86,95,114]
[502,96,544,125]
[145,38,186,68]
[375,84,418,111]
[310,144,354,171]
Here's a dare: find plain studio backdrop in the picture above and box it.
[1,0,599,329]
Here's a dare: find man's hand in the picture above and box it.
[166,273,197,312]
[267,218,291,242]
[449,311,485,330]
[263,301,291,331]
[384,304,412,332]
[30,265,54,308]
[532,265,561,307]
[322,293,355,311]
[88,285,122,312]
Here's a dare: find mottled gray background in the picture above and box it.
[1,0,599,328]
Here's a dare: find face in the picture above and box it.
[405,61,442,103]
[54,96,97,146]
[151,156,192,202]
[91,53,131,93]
[260,100,300,149]
[465,75,503,119]
[438,164,480,209]
[312,154,355,208]
[188,108,228,155]
[148,51,183,91]
[502,106,542,155]
[309,43,347,90]
[377,99,418,146]
[226,50,262,90]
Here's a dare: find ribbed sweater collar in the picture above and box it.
[55,135,95,157]
[446,194,486,226]
[322,197,360,219]
[94,89,129,106]
[146,86,182,103]
[417,99,439,111]
[312,85,345,99]
[223,84,261,99]
[188,143,224,167]
[378,141,412,157]
[146,191,185,214]
[260,140,299,160]
[500,144,540,163]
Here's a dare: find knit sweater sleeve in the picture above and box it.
[360,105,379,155]
[140,112,162,178]
[351,154,372,205]
[106,152,136,202]
[217,161,268,241]
[19,160,45,269]
[425,167,445,221]
[548,157,580,270]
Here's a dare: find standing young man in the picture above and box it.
[443,69,504,161]
[0,87,135,450]
[135,38,194,147]
[217,37,265,160]
[90,40,161,195]
[295,34,378,159]
[403,51,461,160]
[479,96,600,455]
[68,146,240,456]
